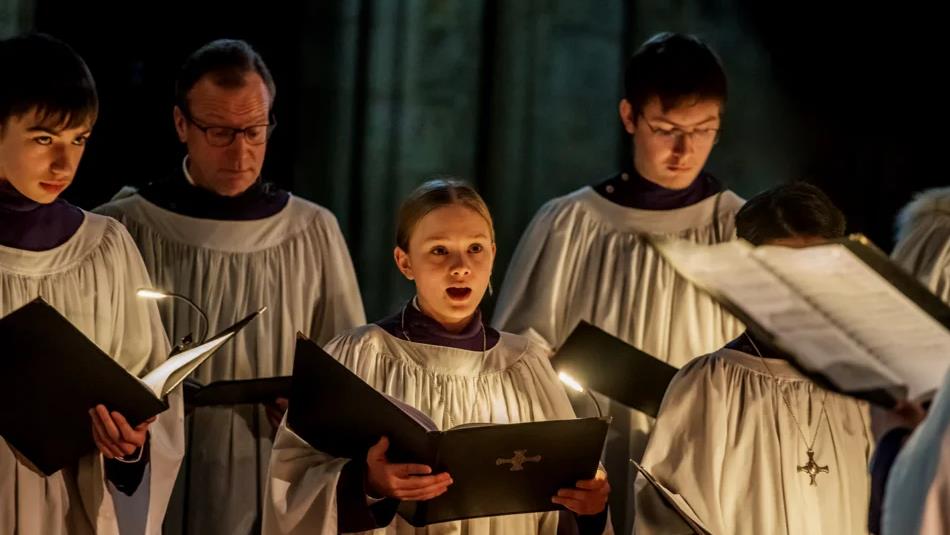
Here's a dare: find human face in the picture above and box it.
[394,204,496,333]
[0,109,92,203]
[173,72,271,197]
[619,96,721,190]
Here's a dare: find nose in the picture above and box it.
[48,145,75,178]
[449,252,472,278]
[671,132,694,157]
[224,132,255,164]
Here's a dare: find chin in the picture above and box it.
[445,302,477,316]
[28,190,60,204]
[208,171,254,193]
[440,299,478,317]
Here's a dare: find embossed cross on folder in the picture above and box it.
[496,450,542,471]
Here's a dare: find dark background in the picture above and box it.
[4,0,944,319]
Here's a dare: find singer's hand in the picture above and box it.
[552,468,610,515]
[365,437,453,500]
[89,405,153,459]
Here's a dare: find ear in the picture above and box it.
[619,99,637,135]
[0,116,11,142]
[173,106,188,143]
[393,247,414,280]
[489,241,498,278]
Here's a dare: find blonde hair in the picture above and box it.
[395,178,495,252]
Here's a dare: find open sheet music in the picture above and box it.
[142,307,265,398]
[651,236,950,406]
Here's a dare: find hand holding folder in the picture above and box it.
[0,297,266,475]
[287,334,610,526]
[88,403,154,461]
[364,435,455,502]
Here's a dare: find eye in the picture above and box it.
[469,243,484,253]
[245,125,267,142]
[431,246,448,255]
[71,135,89,146]
[34,136,53,146]
[208,127,235,144]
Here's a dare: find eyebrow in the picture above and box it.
[648,115,720,128]
[26,126,91,137]
[422,234,490,243]
[192,112,270,127]
[26,126,61,135]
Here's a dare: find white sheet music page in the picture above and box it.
[655,240,907,396]
[142,334,234,397]
[755,243,950,400]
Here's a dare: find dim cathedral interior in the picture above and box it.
[0,1,948,535]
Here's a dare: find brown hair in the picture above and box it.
[736,182,846,245]
[0,33,98,130]
[175,39,276,114]
[624,32,727,117]
[395,178,495,252]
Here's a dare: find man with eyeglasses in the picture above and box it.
[493,32,745,534]
[97,39,365,535]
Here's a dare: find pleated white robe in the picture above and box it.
[96,193,366,534]
[882,369,950,535]
[492,186,745,532]
[892,187,950,304]
[635,349,873,535]
[263,324,612,535]
[0,212,184,535]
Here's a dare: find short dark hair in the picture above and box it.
[174,39,276,114]
[624,32,727,117]
[0,33,98,129]
[736,182,847,246]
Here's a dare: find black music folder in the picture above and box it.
[287,335,609,526]
[553,321,679,418]
[0,297,264,475]
[185,376,292,407]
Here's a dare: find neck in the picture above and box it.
[138,158,289,221]
[184,156,252,198]
[377,297,499,351]
[0,179,84,251]
[596,163,720,211]
[728,331,789,361]
[0,179,40,211]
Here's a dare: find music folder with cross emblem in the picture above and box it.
[496,449,542,471]
[287,337,611,527]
